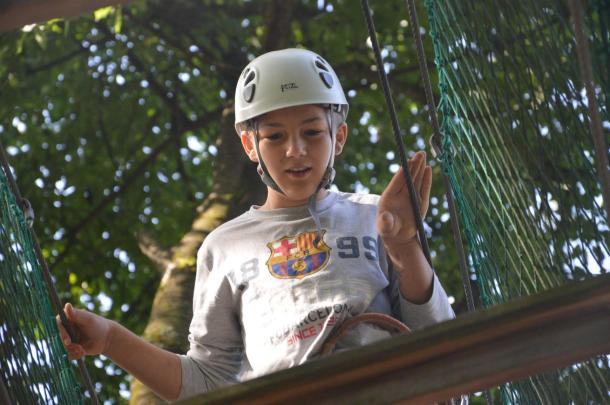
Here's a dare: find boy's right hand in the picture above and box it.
[57,303,112,361]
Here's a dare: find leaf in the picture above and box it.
[114,8,123,33]
[94,6,114,22]
[34,31,47,49]
[15,34,24,55]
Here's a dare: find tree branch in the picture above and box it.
[124,9,239,77]
[123,110,160,164]
[98,113,120,170]
[336,58,430,106]
[173,135,195,203]
[49,106,223,271]
[262,0,298,51]
[25,35,110,75]
[136,230,172,274]
[96,22,189,127]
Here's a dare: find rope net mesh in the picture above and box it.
[424,0,609,402]
[0,166,84,403]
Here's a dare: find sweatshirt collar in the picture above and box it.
[248,191,338,219]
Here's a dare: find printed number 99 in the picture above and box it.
[337,236,377,260]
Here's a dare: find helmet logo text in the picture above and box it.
[280,82,299,92]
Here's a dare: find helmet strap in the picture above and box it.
[308,105,338,246]
[252,120,285,195]
[319,105,338,190]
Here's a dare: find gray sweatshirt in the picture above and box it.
[177,191,454,400]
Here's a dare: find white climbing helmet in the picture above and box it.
[234,48,349,241]
[234,48,349,128]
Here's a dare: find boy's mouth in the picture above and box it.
[286,167,312,178]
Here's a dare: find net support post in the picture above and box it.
[567,0,610,222]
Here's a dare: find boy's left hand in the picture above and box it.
[377,151,432,252]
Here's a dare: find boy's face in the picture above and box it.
[240,104,347,209]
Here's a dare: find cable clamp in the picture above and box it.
[21,198,35,228]
[429,133,456,164]
[429,133,444,160]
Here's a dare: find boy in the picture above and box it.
[59,48,454,401]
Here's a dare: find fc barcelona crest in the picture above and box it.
[266,231,331,279]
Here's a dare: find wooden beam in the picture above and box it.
[178,273,610,404]
[0,0,135,32]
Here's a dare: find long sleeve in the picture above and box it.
[381,243,454,330]
[176,244,244,401]
[398,273,455,329]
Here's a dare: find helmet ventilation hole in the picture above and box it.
[242,69,257,103]
[315,58,330,72]
[245,70,256,86]
[315,57,333,88]
[319,72,334,89]
[243,84,256,103]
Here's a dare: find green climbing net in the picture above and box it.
[424,0,609,402]
[0,165,83,403]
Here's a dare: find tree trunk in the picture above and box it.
[129,2,295,399]
[128,109,260,404]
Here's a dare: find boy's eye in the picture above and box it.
[305,129,324,136]
[262,133,282,141]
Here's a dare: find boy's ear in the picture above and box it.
[334,123,348,156]
[240,132,259,162]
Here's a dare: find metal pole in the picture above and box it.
[567,0,610,222]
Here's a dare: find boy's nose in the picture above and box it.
[286,136,307,157]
